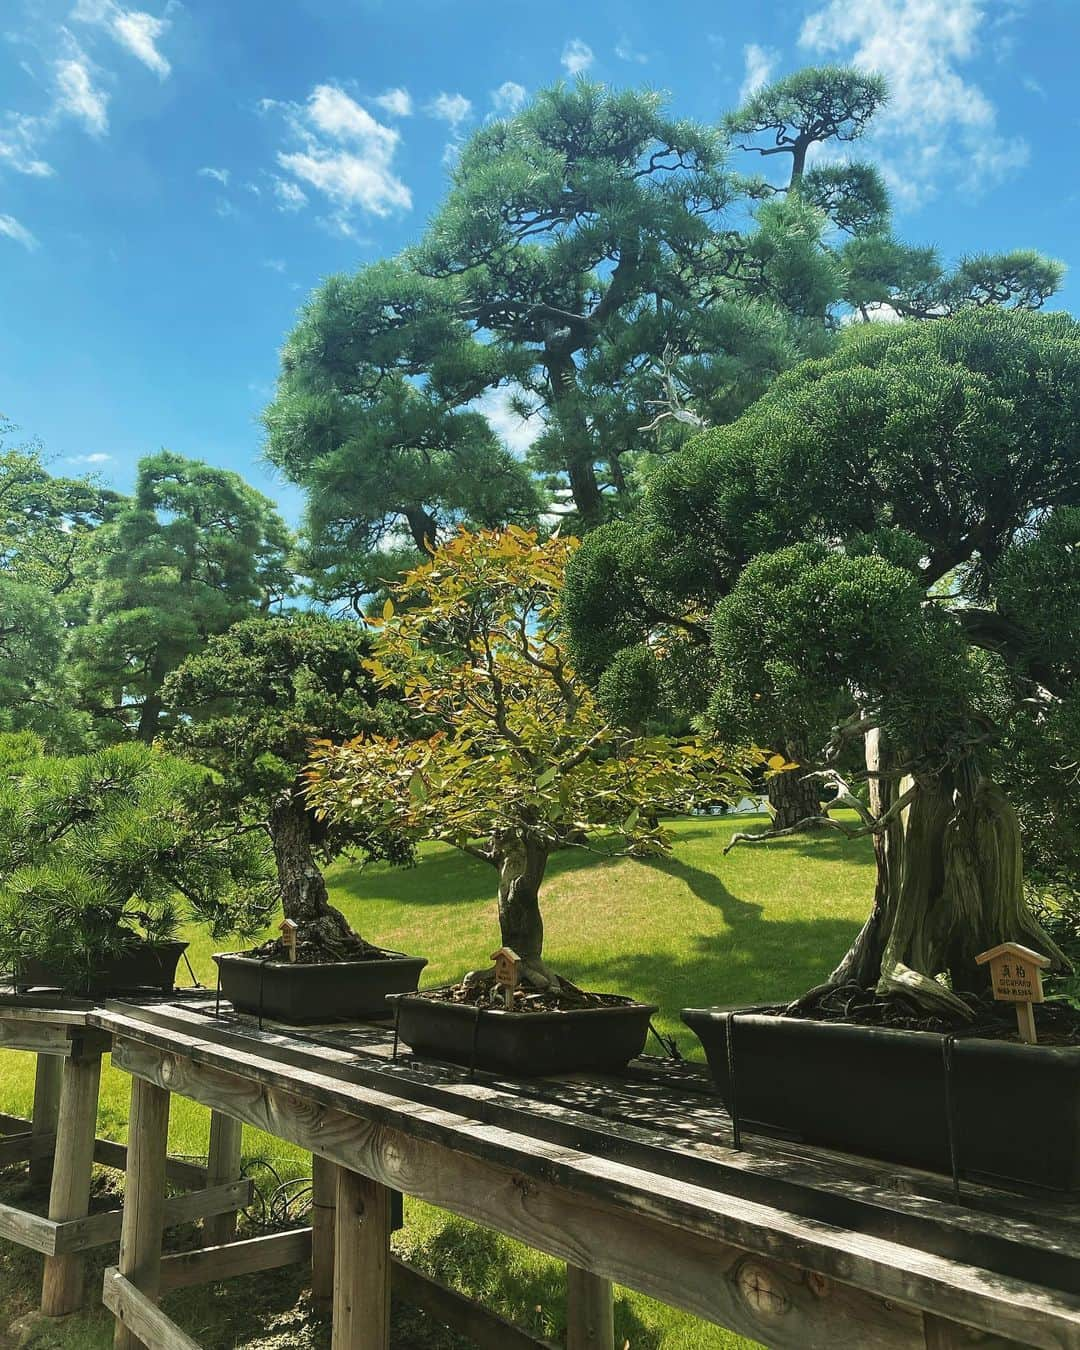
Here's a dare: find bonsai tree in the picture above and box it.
[0,736,273,992]
[565,308,1080,1017]
[306,527,747,997]
[163,613,412,960]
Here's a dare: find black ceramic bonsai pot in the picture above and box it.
[389,991,658,1076]
[682,1007,1080,1193]
[16,940,189,996]
[214,951,428,1023]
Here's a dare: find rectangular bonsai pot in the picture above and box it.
[682,1007,1080,1193]
[16,940,189,996]
[389,992,658,1076]
[214,952,428,1023]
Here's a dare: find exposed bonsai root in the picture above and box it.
[453,962,608,1011]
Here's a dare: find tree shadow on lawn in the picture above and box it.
[570,854,865,1014]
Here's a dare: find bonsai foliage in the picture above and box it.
[306,527,748,994]
[164,614,412,959]
[74,452,293,742]
[565,309,1080,1016]
[0,736,273,992]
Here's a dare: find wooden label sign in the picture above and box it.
[279,918,299,963]
[975,942,1050,1044]
[490,946,522,1007]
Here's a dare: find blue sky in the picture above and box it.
[1,0,1077,522]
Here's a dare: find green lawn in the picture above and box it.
[0,814,875,1349]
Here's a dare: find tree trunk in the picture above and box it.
[135,691,163,744]
[403,505,438,554]
[828,751,1068,1016]
[766,741,822,830]
[268,784,368,958]
[545,350,604,524]
[494,831,548,979]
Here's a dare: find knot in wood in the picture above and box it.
[511,1174,535,1200]
[735,1260,790,1319]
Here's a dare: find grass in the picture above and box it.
[0,814,875,1348]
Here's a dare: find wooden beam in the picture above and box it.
[334,1168,390,1350]
[394,1258,558,1350]
[114,1076,171,1350]
[30,1054,62,1186]
[106,1031,1080,1350]
[91,1138,208,1189]
[41,1047,102,1316]
[203,1111,243,1247]
[0,1110,32,1133]
[0,1200,59,1255]
[0,1129,55,1166]
[159,1228,313,1293]
[923,1314,1026,1349]
[310,1154,336,1305]
[55,1179,253,1256]
[103,1268,201,1350]
[0,1022,72,1055]
[566,1266,614,1350]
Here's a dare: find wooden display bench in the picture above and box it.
[93,999,1080,1350]
[0,996,253,1320]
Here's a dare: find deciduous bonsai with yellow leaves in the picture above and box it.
[307,527,748,1063]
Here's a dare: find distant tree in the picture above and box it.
[74,452,293,742]
[566,309,1080,1016]
[306,528,747,994]
[164,614,411,958]
[0,736,273,992]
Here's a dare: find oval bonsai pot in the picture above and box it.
[16,940,189,997]
[389,991,658,1076]
[682,1007,1080,1194]
[214,951,428,1024]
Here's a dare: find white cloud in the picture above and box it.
[54,57,109,135]
[198,165,229,185]
[262,257,286,272]
[214,197,236,218]
[561,38,594,75]
[614,36,647,64]
[67,451,113,463]
[491,81,526,117]
[0,213,38,250]
[739,43,777,102]
[427,92,471,127]
[272,84,411,219]
[373,86,412,118]
[72,0,172,79]
[472,385,543,457]
[272,177,307,211]
[0,115,55,177]
[800,0,1028,202]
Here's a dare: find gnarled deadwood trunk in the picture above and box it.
[268,782,365,958]
[829,741,1067,1016]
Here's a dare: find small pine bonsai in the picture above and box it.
[0,736,274,993]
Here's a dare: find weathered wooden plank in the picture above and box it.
[203,1111,243,1247]
[41,1047,102,1315]
[159,1228,312,1293]
[0,1129,54,1166]
[54,1179,253,1256]
[0,1200,59,1254]
[114,1075,171,1350]
[334,1168,390,1350]
[566,1266,614,1350]
[0,1110,32,1133]
[0,1022,72,1055]
[92,1138,208,1189]
[923,1313,1027,1348]
[393,1257,559,1350]
[310,1154,336,1304]
[103,1268,201,1350]
[107,1032,1080,1350]
[30,1054,62,1185]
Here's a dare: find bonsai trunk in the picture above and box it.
[268,783,369,959]
[828,745,1068,1017]
[493,830,550,986]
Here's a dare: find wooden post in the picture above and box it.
[333,1167,391,1350]
[40,1047,102,1316]
[566,1265,615,1350]
[114,1076,171,1350]
[29,1053,62,1187]
[310,1154,338,1305]
[202,1111,243,1247]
